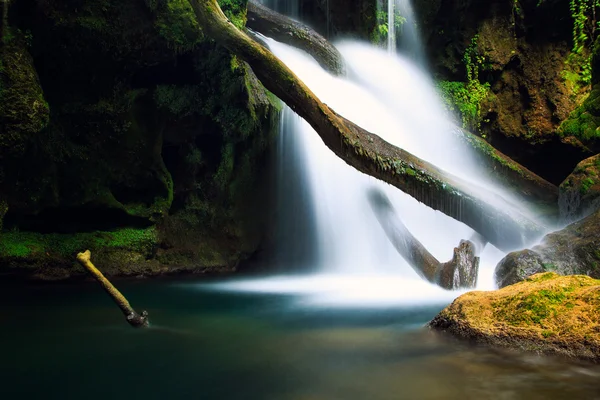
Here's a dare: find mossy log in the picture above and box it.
[368,189,478,289]
[245,2,558,217]
[187,0,546,251]
[76,250,149,328]
[246,0,345,75]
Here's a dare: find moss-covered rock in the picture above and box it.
[559,85,600,153]
[0,28,49,150]
[0,0,279,279]
[416,0,593,183]
[430,272,600,363]
[495,209,600,287]
[559,153,600,222]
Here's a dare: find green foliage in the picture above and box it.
[217,0,248,30]
[437,35,490,131]
[563,0,600,88]
[371,7,407,45]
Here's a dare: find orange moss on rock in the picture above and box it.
[430,272,600,362]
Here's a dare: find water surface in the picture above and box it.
[1,277,599,400]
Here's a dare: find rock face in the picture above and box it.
[430,272,600,363]
[413,0,595,183]
[0,0,279,280]
[495,209,600,288]
[559,153,600,223]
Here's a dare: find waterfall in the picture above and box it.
[387,0,396,54]
[267,35,526,288]
[225,1,549,305]
[382,0,426,65]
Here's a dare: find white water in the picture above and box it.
[200,2,548,307]
[387,0,396,54]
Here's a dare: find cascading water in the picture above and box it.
[387,0,396,54]
[210,0,548,305]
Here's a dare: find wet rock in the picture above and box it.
[495,209,600,287]
[494,249,545,288]
[559,153,600,223]
[430,272,600,363]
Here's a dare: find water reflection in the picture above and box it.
[0,280,598,400]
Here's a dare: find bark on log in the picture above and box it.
[76,250,149,328]
[246,0,345,75]
[368,189,478,289]
[187,0,547,251]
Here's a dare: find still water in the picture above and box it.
[1,277,599,400]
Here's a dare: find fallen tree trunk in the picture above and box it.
[368,189,478,289]
[188,0,547,251]
[246,0,345,75]
[243,2,559,217]
[76,250,149,328]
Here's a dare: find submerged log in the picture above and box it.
[76,250,149,328]
[368,189,478,289]
[187,0,547,251]
[246,0,345,75]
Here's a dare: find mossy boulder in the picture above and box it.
[430,272,600,363]
[0,0,279,279]
[495,209,600,287]
[559,153,600,222]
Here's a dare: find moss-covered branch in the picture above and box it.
[76,250,149,328]
[187,0,547,251]
[246,0,345,75]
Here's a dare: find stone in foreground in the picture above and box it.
[430,273,600,363]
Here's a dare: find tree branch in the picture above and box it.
[76,250,149,328]
[368,189,479,289]
[246,0,345,75]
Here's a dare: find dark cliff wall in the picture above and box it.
[0,0,280,280]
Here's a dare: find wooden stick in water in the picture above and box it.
[76,250,149,328]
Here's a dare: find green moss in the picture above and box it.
[152,0,203,53]
[558,86,600,142]
[495,276,580,326]
[581,177,595,193]
[0,28,49,153]
[0,227,158,261]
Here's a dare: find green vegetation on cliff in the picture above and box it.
[0,0,279,279]
[437,35,490,132]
